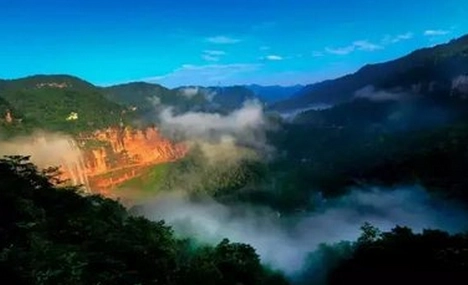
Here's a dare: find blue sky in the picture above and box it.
[0,0,467,87]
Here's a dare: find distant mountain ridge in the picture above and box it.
[273,34,468,111]
[0,74,304,135]
[104,83,257,117]
[3,34,468,126]
[244,84,304,104]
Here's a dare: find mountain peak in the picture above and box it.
[273,33,468,111]
[1,74,97,92]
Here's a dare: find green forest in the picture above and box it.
[2,157,468,285]
[0,75,134,136]
[0,156,288,285]
[2,34,468,284]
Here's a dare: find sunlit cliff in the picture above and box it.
[77,126,186,196]
[0,126,187,199]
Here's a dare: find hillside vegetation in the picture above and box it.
[2,156,467,285]
[0,156,288,285]
[0,75,133,135]
[104,83,260,118]
[274,34,468,110]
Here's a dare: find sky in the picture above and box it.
[0,0,467,87]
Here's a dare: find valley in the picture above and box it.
[2,34,468,210]
[1,29,468,285]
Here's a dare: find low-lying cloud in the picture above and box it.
[157,99,273,162]
[354,85,408,102]
[159,100,265,139]
[178,86,200,98]
[136,185,468,275]
[452,75,468,94]
[0,131,89,190]
[176,86,217,101]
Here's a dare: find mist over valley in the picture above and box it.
[1,1,468,283]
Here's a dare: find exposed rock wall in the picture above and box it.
[0,126,185,196]
[75,126,186,194]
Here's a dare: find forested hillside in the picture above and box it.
[0,75,132,135]
[274,34,468,110]
[0,156,288,285]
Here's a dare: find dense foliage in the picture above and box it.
[104,83,260,122]
[232,90,468,212]
[0,75,134,135]
[2,34,468,285]
[327,224,468,285]
[295,223,468,285]
[103,82,208,122]
[117,145,268,200]
[0,156,288,285]
[245,84,303,104]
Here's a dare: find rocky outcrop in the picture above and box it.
[0,125,184,197]
[71,126,186,195]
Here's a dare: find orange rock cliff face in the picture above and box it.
[68,126,187,195]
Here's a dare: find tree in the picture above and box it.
[0,156,289,285]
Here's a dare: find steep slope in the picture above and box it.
[255,35,468,211]
[78,126,187,196]
[274,34,468,111]
[0,156,288,285]
[0,75,187,198]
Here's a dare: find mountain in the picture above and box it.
[0,74,131,134]
[0,75,271,202]
[103,82,174,107]
[105,83,258,116]
[274,34,468,111]
[103,82,208,118]
[0,74,97,92]
[0,156,288,285]
[254,34,468,211]
[245,84,304,104]
[0,75,187,200]
[210,85,258,109]
[172,85,258,111]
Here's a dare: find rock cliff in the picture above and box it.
[74,126,186,195]
[0,125,185,198]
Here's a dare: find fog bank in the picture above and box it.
[136,185,468,275]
